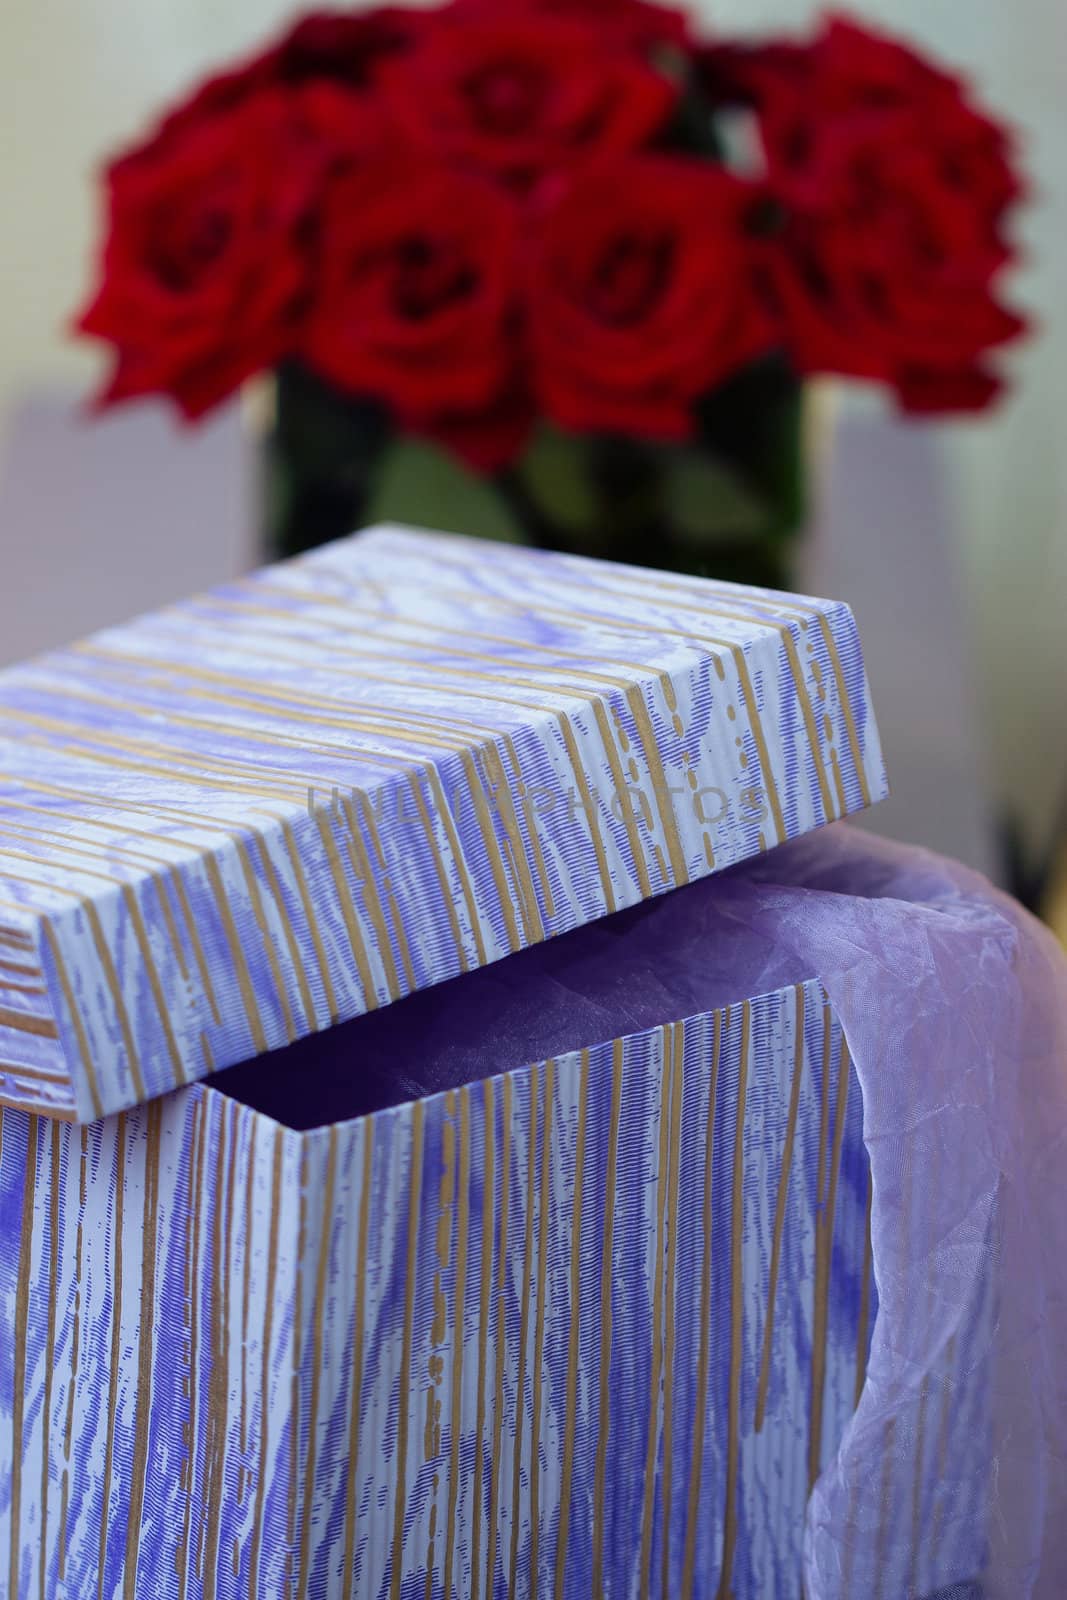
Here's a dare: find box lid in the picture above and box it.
[0,524,885,1123]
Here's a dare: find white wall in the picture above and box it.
[1,0,1064,860]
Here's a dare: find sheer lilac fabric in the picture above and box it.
[216,822,1067,1595]
[716,826,1067,1599]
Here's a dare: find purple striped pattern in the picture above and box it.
[0,525,885,1123]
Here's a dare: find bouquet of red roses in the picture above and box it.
[76,1,1027,579]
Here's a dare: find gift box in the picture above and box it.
[0,523,964,1599]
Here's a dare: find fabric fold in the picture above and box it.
[710,826,1067,1599]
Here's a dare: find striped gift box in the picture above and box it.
[2,526,976,1600]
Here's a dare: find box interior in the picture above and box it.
[210,864,818,1131]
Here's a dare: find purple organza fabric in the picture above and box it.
[715,825,1067,1599]
[216,823,1067,1596]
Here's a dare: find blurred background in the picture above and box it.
[1,0,1065,924]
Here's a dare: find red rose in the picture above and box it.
[375,15,677,190]
[76,90,346,418]
[455,0,691,55]
[303,162,528,468]
[141,7,421,156]
[702,15,1027,410]
[527,157,774,437]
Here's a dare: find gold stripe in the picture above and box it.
[554,1050,590,1600]
[220,585,672,688]
[660,1023,686,1600]
[425,1093,456,1587]
[729,651,787,846]
[203,1106,237,1598]
[426,766,492,968]
[205,853,270,1056]
[559,715,615,915]
[485,1073,512,1597]
[624,685,689,885]
[477,593,791,849]
[123,884,185,1087]
[174,871,225,1029]
[0,1059,69,1085]
[285,1145,307,1598]
[471,1080,496,1600]
[591,702,653,899]
[0,764,284,848]
[0,954,40,978]
[715,1002,750,1600]
[480,743,543,946]
[681,1010,723,1600]
[508,1064,539,1596]
[297,1128,339,1600]
[391,578,794,848]
[777,625,836,822]
[182,596,654,698]
[313,812,378,1012]
[254,832,316,1035]
[0,774,234,1033]
[390,1101,425,1600]
[84,890,147,1100]
[0,705,304,803]
[409,774,476,974]
[63,1127,87,1457]
[35,668,464,771]
[154,873,190,980]
[38,1120,61,1600]
[755,985,807,1431]
[340,796,401,1004]
[282,820,339,1025]
[504,732,555,920]
[236,840,297,1043]
[248,1129,285,1599]
[639,1030,674,1598]
[0,861,163,1106]
[17,927,88,1117]
[543,563,851,812]
[341,1123,375,1596]
[0,814,192,988]
[0,1004,56,1037]
[178,1100,207,1600]
[240,1119,258,1467]
[60,1128,88,1578]
[0,974,47,997]
[529,1058,555,1589]
[75,630,479,726]
[87,620,624,934]
[444,1089,472,1599]
[0,1101,77,1126]
[460,751,521,954]
[815,614,872,808]
[72,638,480,754]
[591,1040,624,1594]
[354,791,417,993]
[9,1113,39,1597]
[124,1100,163,1598]
[97,1114,127,1600]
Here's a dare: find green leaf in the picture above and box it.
[664,446,770,546]
[365,437,526,544]
[515,424,601,531]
